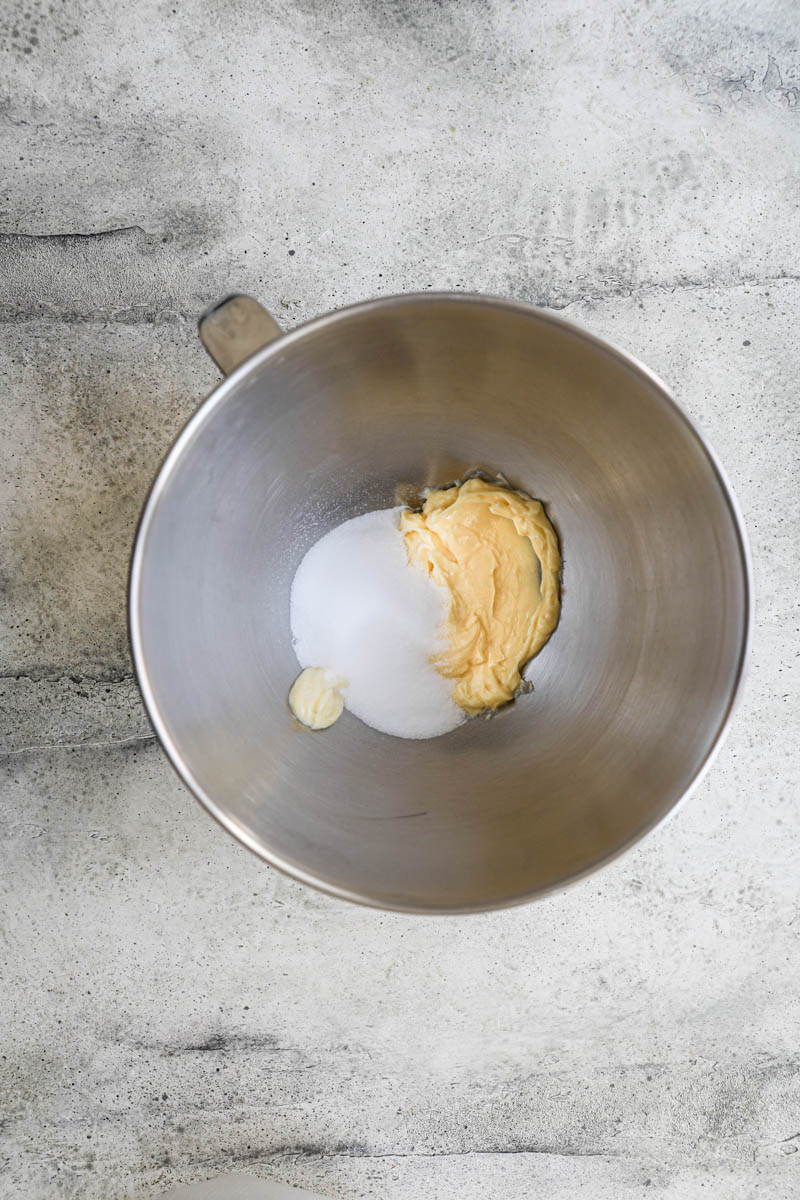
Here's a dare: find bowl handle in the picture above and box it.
[198,293,283,375]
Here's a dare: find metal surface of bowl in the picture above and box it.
[129,293,751,913]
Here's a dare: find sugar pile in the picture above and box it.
[290,507,465,739]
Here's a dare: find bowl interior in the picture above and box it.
[132,296,749,911]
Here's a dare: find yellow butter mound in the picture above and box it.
[400,478,560,715]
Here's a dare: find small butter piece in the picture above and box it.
[289,667,347,730]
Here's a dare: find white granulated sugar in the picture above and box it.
[290,507,464,739]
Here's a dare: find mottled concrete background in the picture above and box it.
[1,0,799,1197]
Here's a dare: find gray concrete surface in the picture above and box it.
[1,0,798,1196]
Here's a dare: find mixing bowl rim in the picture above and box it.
[128,290,754,914]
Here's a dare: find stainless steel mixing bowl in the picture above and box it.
[129,292,751,913]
